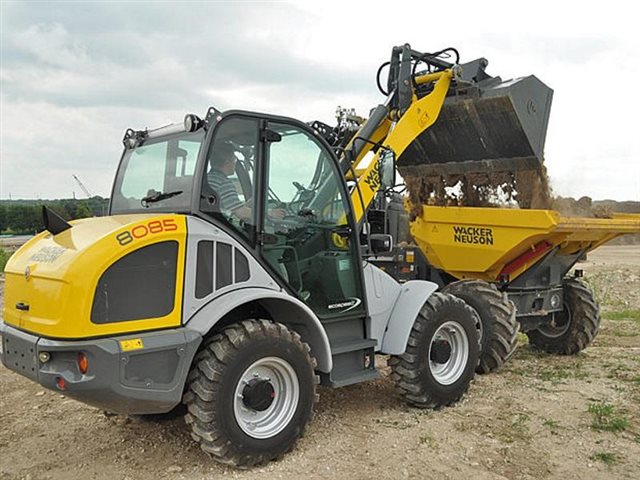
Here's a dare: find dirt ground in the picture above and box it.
[1,246,639,480]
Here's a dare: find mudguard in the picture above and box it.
[380,280,439,355]
[184,287,333,372]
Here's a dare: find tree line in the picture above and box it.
[0,197,109,235]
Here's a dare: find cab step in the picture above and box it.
[320,338,378,388]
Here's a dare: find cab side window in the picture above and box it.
[201,117,259,244]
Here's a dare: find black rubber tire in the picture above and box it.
[183,320,317,468]
[442,280,519,374]
[388,292,480,409]
[527,278,600,355]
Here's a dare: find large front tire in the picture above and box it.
[527,278,600,355]
[442,280,518,374]
[389,292,480,408]
[184,320,317,468]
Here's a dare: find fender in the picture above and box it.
[184,287,332,372]
[380,280,439,355]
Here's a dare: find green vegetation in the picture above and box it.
[0,248,9,272]
[588,402,629,432]
[603,309,640,322]
[542,418,560,430]
[512,413,529,429]
[496,413,531,444]
[0,198,108,235]
[590,452,618,467]
[418,433,436,447]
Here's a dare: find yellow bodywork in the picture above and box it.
[3,214,186,339]
[410,206,640,282]
[346,70,453,224]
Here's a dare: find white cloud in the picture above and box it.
[15,23,91,69]
[0,1,638,201]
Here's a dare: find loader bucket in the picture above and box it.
[397,75,553,177]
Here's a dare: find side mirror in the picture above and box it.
[369,233,393,255]
[379,149,396,189]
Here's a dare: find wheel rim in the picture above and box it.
[233,357,299,439]
[538,302,572,338]
[428,321,469,385]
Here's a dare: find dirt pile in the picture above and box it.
[402,161,635,219]
[402,165,553,217]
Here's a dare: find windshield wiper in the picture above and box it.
[141,190,183,207]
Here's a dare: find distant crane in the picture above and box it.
[72,174,93,198]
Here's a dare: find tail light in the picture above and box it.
[77,352,88,374]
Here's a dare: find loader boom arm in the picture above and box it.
[342,68,453,225]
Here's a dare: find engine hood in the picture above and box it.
[3,214,187,339]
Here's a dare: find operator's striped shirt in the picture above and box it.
[207,169,243,213]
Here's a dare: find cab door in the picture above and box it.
[259,120,366,321]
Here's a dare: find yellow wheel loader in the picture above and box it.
[1,44,639,467]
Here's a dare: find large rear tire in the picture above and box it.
[526,278,600,355]
[442,280,518,374]
[389,292,480,408]
[184,320,317,468]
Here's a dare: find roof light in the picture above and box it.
[184,114,203,132]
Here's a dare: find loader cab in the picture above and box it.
[109,111,367,320]
[197,112,367,319]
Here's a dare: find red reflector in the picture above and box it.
[56,376,66,390]
[77,352,88,374]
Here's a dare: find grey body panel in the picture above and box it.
[362,262,401,349]
[362,262,438,355]
[185,287,332,372]
[380,280,438,354]
[183,216,332,373]
[182,216,280,321]
[0,322,201,415]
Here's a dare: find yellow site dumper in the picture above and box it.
[367,200,640,374]
[411,207,640,283]
[401,206,640,368]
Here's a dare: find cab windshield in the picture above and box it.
[110,130,204,213]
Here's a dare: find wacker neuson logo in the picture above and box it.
[453,225,494,245]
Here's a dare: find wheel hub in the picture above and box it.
[242,379,275,412]
[430,339,452,364]
[538,302,572,338]
[233,357,300,439]
[428,321,470,385]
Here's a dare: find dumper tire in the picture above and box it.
[442,280,519,374]
[183,319,317,468]
[389,292,479,409]
[527,278,600,355]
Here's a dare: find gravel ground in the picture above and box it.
[1,246,639,480]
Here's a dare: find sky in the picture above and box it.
[1,0,639,201]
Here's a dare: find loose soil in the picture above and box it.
[1,246,639,480]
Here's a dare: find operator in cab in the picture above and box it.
[207,143,285,221]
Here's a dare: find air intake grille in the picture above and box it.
[195,241,251,299]
[91,241,178,324]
